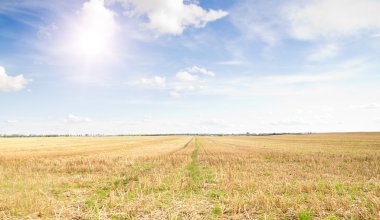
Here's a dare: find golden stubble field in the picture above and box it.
[0,133,379,219]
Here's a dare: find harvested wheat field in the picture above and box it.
[0,133,380,219]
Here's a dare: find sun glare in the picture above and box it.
[75,27,109,59]
[64,0,118,63]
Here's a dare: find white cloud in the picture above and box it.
[187,66,215,76]
[0,66,29,92]
[80,0,118,39]
[64,114,92,124]
[308,44,340,61]
[175,66,215,82]
[129,66,214,97]
[111,0,227,35]
[176,71,198,81]
[284,0,380,41]
[231,0,380,44]
[351,103,380,110]
[174,84,196,92]
[170,66,214,97]
[136,76,166,88]
[169,84,197,97]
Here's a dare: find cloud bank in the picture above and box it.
[231,0,380,44]
[110,0,228,35]
[0,66,29,92]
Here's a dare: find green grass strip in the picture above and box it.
[187,137,201,182]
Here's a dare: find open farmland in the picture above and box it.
[0,133,380,219]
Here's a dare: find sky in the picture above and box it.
[0,0,380,135]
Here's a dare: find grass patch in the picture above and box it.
[212,204,222,215]
[209,190,224,199]
[298,209,313,220]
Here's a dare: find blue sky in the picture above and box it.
[1,0,380,134]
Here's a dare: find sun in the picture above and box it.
[74,26,110,60]
[65,0,119,62]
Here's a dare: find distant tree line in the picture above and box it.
[0,132,313,138]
